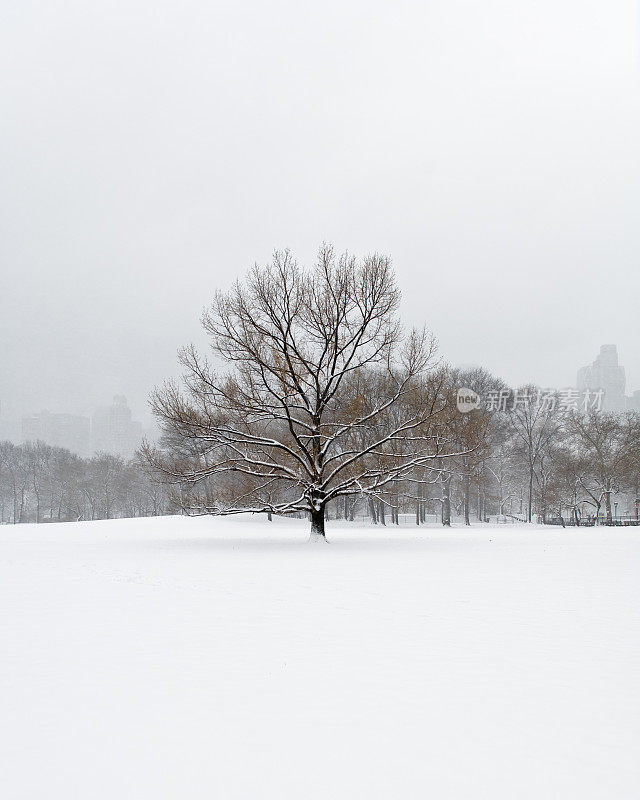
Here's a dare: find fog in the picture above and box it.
[2,0,639,436]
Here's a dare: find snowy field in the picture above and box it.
[1,515,638,799]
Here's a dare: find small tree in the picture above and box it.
[145,245,464,541]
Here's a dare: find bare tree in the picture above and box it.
[564,410,638,523]
[0,442,29,523]
[506,386,559,522]
[0,438,168,524]
[441,367,499,525]
[145,245,465,541]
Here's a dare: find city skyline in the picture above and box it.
[18,395,148,458]
[4,342,639,456]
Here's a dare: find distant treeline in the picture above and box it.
[3,395,640,527]
[0,441,170,524]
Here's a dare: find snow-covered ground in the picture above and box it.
[1,515,638,799]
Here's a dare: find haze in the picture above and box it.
[2,0,639,435]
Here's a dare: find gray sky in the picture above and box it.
[1,0,639,432]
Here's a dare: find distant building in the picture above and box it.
[91,395,143,457]
[577,345,638,413]
[0,400,12,441]
[577,345,627,412]
[627,390,640,413]
[19,396,144,458]
[22,410,91,455]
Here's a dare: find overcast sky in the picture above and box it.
[1,0,639,431]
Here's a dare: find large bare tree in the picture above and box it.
[144,245,465,540]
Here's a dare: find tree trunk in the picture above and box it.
[438,458,451,527]
[463,471,470,526]
[442,475,451,527]
[378,499,386,526]
[442,490,451,526]
[604,485,613,524]
[309,507,327,542]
